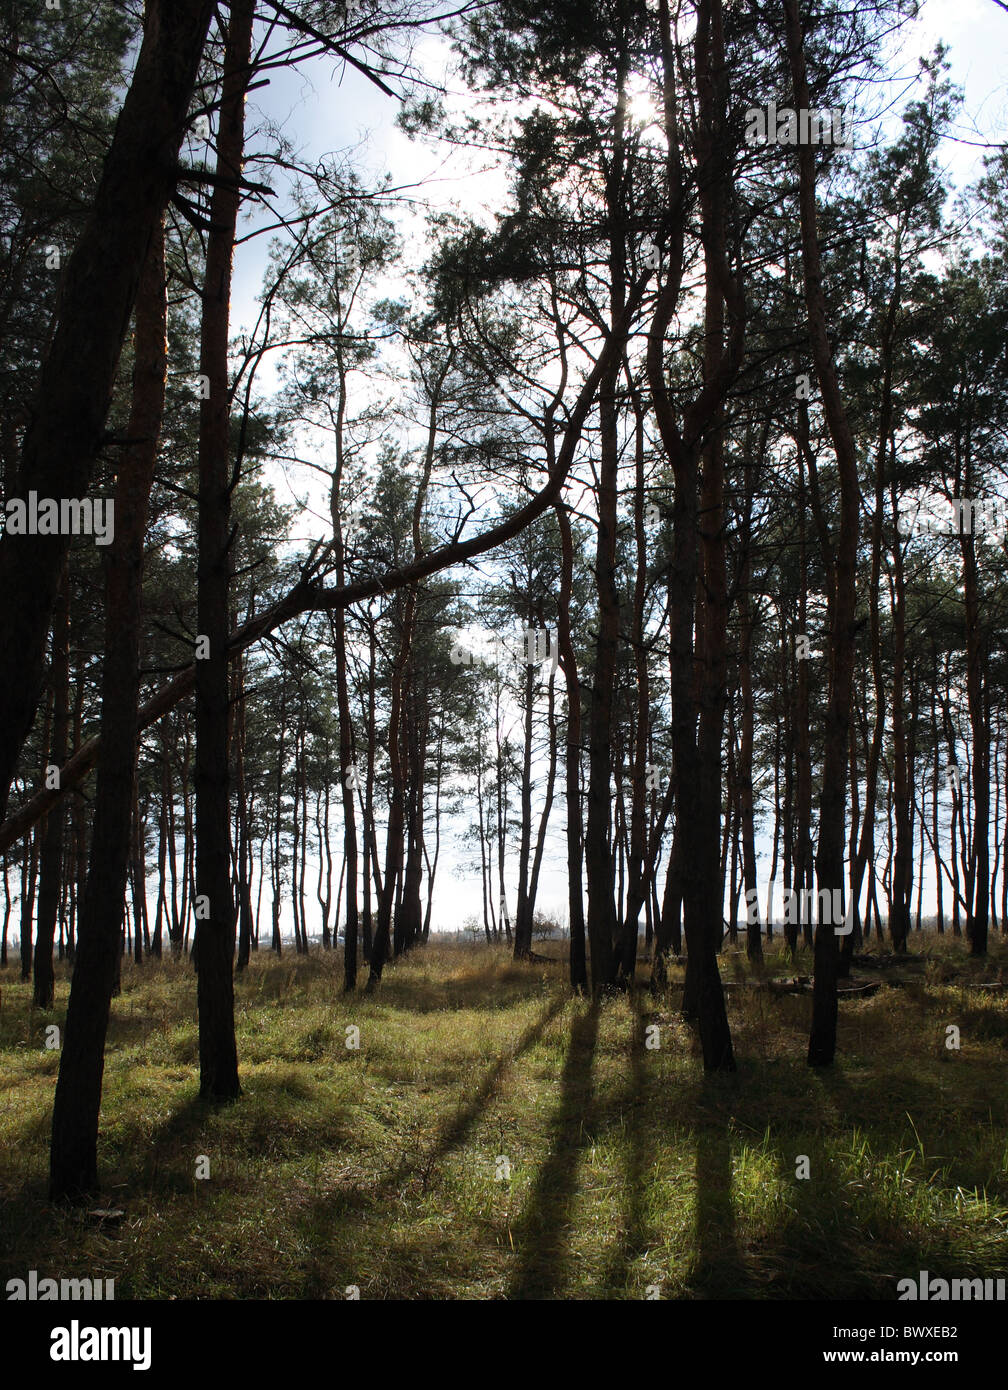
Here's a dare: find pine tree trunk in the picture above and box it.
[422,715,443,942]
[961,500,989,956]
[49,215,167,1200]
[513,653,537,960]
[555,501,587,990]
[129,781,148,964]
[0,0,214,820]
[34,564,70,1007]
[193,0,255,1100]
[399,691,426,953]
[785,0,860,1068]
[370,592,412,984]
[290,713,304,953]
[234,658,253,971]
[335,598,359,985]
[792,458,812,956]
[361,615,378,962]
[890,487,912,952]
[20,779,42,983]
[154,764,167,960]
[615,394,651,982]
[272,675,286,954]
[1,854,10,966]
[68,663,86,962]
[583,67,627,994]
[738,475,762,963]
[527,668,558,937]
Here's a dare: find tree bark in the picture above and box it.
[193,0,255,1100]
[0,0,214,820]
[647,0,739,1069]
[49,213,167,1200]
[33,564,70,1007]
[556,500,587,990]
[783,0,861,1068]
[583,66,626,994]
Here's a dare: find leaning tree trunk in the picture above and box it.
[49,217,167,1200]
[655,569,684,968]
[0,0,214,821]
[527,666,558,936]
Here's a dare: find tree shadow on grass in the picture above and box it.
[506,998,600,1300]
[745,1062,1002,1297]
[681,1072,759,1298]
[598,995,654,1298]
[377,963,560,1015]
[115,1094,214,1194]
[297,993,568,1241]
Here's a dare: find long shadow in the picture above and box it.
[377,962,559,1015]
[304,992,568,1228]
[116,1095,209,1194]
[114,1070,322,1194]
[814,1058,1008,1208]
[599,994,653,1297]
[684,1074,754,1297]
[763,1138,885,1297]
[405,993,569,1186]
[506,998,600,1300]
[755,1061,1003,1296]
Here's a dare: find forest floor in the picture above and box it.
[1,934,1007,1299]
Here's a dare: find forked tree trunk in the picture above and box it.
[372,593,411,983]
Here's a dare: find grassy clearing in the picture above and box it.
[1,934,1007,1299]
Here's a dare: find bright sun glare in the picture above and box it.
[625,74,657,127]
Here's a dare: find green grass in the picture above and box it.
[1,933,1007,1299]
